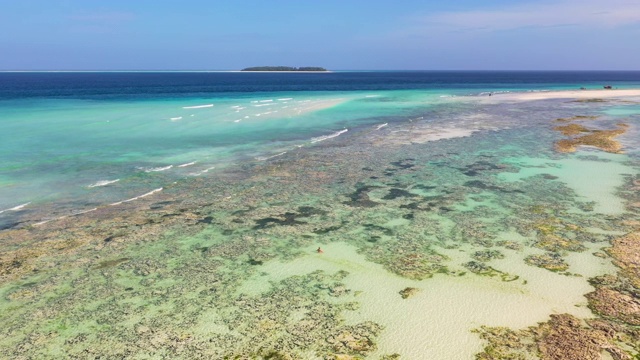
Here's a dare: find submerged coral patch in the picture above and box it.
[554,123,628,154]
[343,185,381,208]
[525,252,569,272]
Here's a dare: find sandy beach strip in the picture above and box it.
[480,89,640,102]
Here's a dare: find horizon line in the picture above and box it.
[1,69,640,73]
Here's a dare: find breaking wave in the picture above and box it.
[310,129,348,143]
[87,179,120,188]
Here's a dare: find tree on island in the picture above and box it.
[241,66,327,72]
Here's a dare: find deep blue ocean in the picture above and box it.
[2,71,640,99]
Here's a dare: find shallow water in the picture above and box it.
[1,72,640,359]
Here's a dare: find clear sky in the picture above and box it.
[1,0,639,70]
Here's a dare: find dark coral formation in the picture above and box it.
[398,287,420,299]
[472,249,505,262]
[525,253,569,272]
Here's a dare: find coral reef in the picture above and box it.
[586,288,640,325]
[475,314,631,360]
[1,94,639,358]
[472,249,505,262]
[525,253,569,272]
[398,287,420,299]
[553,124,590,136]
[554,123,628,154]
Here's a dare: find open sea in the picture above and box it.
[1,71,640,359]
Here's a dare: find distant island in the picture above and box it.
[241,66,328,72]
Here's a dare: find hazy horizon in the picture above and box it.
[2,69,640,72]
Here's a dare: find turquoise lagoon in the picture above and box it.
[1,72,640,359]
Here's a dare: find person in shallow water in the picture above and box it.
[317,247,324,253]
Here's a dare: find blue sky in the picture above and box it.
[1,0,639,70]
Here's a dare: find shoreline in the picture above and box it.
[480,88,640,101]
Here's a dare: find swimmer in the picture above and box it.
[317,247,323,253]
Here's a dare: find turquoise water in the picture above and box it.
[2,71,640,219]
[2,72,640,359]
[0,90,465,215]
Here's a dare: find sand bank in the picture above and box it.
[378,127,477,146]
[481,89,640,102]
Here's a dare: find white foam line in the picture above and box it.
[365,95,380,98]
[310,129,348,143]
[234,119,241,123]
[178,161,196,168]
[255,151,287,161]
[259,99,273,103]
[278,98,293,101]
[0,202,31,214]
[376,123,388,130]
[144,165,173,173]
[188,166,215,176]
[72,208,97,216]
[182,104,214,109]
[110,188,163,206]
[88,179,120,188]
[170,116,183,121]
